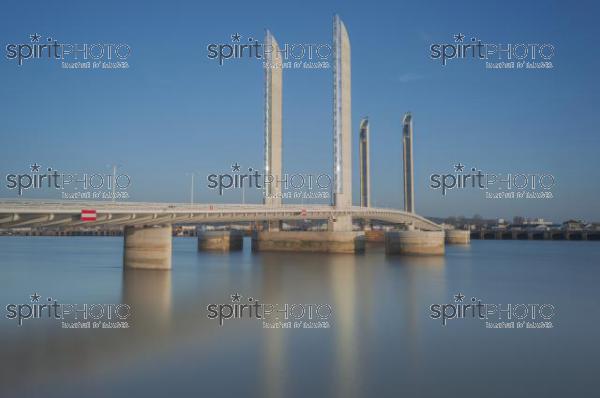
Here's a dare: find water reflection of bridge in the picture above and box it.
[0,244,446,398]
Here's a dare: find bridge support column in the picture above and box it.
[444,230,470,245]
[385,231,444,255]
[327,215,353,232]
[123,225,172,270]
[252,230,365,254]
[197,230,243,251]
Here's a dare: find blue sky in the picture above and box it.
[1,0,599,221]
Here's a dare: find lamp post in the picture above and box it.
[186,172,196,205]
[107,164,122,202]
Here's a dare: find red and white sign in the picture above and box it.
[80,209,97,222]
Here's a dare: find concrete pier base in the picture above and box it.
[123,225,172,270]
[385,230,445,255]
[445,230,471,245]
[364,229,385,243]
[252,231,365,253]
[197,231,243,251]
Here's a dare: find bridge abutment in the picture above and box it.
[197,230,243,251]
[385,230,445,255]
[444,230,471,245]
[123,225,172,270]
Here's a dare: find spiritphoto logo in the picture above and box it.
[429,162,555,199]
[429,293,555,329]
[206,293,332,329]
[206,162,331,200]
[429,33,554,69]
[207,33,331,69]
[4,292,131,329]
[4,33,131,69]
[4,163,131,200]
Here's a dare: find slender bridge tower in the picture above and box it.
[330,14,353,231]
[264,30,284,231]
[402,112,414,213]
[264,30,283,209]
[359,117,370,208]
[359,117,372,231]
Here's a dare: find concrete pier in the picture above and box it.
[364,229,384,243]
[385,230,444,255]
[197,230,243,251]
[444,230,471,245]
[252,231,365,254]
[123,225,172,270]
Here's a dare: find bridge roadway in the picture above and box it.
[0,200,441,231]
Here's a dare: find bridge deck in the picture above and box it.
[0,200,441,231]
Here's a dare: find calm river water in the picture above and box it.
[0,237,598,398]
